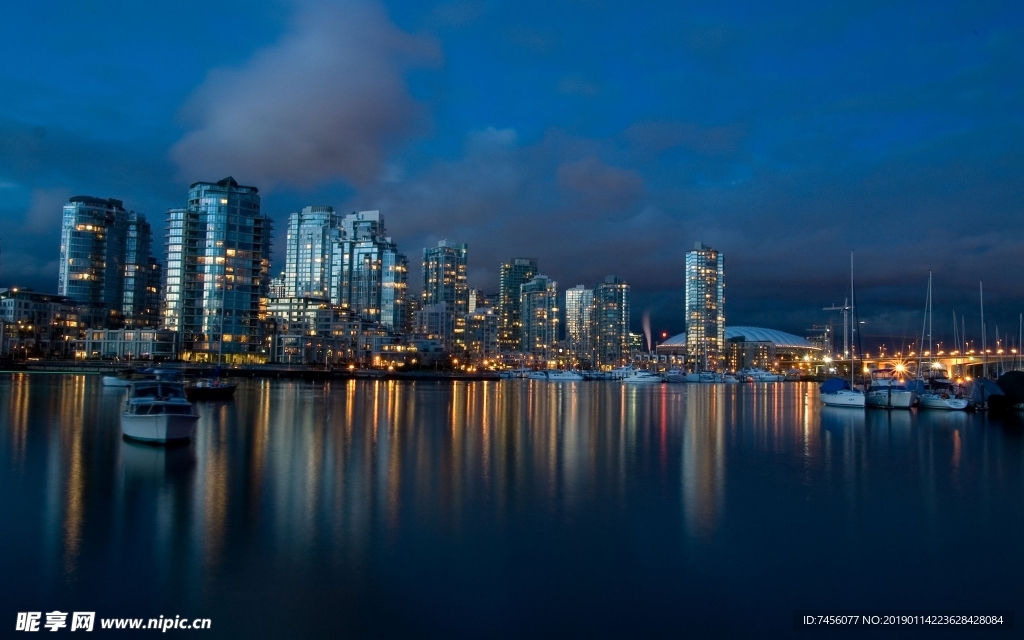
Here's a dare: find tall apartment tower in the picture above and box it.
[283,206,341,300]
[497,258,537,352]
[421,240,468,349]
[565,284,595,365]
[331,211,408,331]
[593,276,630,367]
[685,242,725,370]
[519,274,558,359]
[58,196,158,327]
[123,212,161,327]
[163,177,272,363]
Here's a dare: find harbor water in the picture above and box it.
[1,374,1022,637]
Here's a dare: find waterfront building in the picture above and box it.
[464,307,499,364]
[497,258,537,352]
[656,327,818,372]
[163,177,272,363]
[593,276,630,367]
[58,196,159,328]
[71,328,178,361]
[468,288,490,313]
[685,242,725,370]
[564,284,594,366]
[264,296,403,366]
[421,240,468,350]
[414,303,454,346]
[331,211,408,332]
[0,288,87,358]
[519,274,558,359]
[283,206,341,299]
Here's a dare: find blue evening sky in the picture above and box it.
[0,0,1021,343]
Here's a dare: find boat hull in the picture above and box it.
[821,391,866,408]
[121,413,199,443]
[918,393,968,411]
[866,390,917,409]
[622,377,662,384]
[102,376,134,388]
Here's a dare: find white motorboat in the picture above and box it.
[918,392,969,410]
[721,374,739,384]
[819,377,865,408]
[121,381,199,443]
[685,371,718,383]
[737,367,785,382]
[500,368,532,379]
[865,369,917,409]
[529,370,585,381]
[663,369,686,383]
[621,369,663,384]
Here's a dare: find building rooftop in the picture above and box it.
[660,326,816,349]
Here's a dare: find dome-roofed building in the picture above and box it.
[656,326,819,372]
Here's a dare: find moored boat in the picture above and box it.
[737,367,785,382]
[621,369,663,384]
[121,381,199,443]
[865,368,917,409]
[819,377,865,408]
[185,379,237,401]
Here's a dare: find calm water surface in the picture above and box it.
[1,374,1023,638]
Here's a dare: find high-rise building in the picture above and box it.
[283,206,340,299]
[421,240,468,349]
[58,196,158,328]
[565,284,594,365]
[163,177,272,363]
[497,258,537,352]
[593,276,630,367]
[685,242,725,370]
[519,274,558,359]
[464,307,499,364]
[333,211,408,331]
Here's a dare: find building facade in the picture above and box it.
[593,276,630,367]
[421,240,468,350]
[685,242,725,371]
[58,196,159,328]
[283,206,340,300]
[497,258,537,352]
[519,274,558,359]
[564,284,594,366]
[464,307,499,364]
[163,177,272,363]
[332,211,408,332]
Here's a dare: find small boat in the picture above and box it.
[621,369,663,384]
[103,367,182,387]
[686,371,716,382]
[121,381,199,443]
[185,379,237,401]
[865,368,917,409]
[544,370,585,381]
[819,377,865,408]
[662,369,686,383]
[499,368,532,379]
[525,370,548,380]
[918,390,968,411]
[721,374,739,384]
[737,367,785,382]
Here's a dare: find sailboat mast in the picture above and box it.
[850,251,855,387]
[980,282,986,380]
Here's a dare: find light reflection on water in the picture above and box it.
[1,375,1023,637]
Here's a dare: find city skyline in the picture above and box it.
[0,1,1022,343]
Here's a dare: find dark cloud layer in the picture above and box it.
[172,1,440,189]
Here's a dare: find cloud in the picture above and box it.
[22,187,72,235]
[171,1,441,190]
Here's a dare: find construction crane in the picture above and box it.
[823,299,851,358]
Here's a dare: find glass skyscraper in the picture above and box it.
[564,284,594,365]
[58,196,158,327]
[497,258,537,352]
[421,240,468,350]
[593,276,630,367]
[519,274,558,359]
[163,177,272,363]
[283,206,340,300]
[330,210,408,331]
[685,242,725,370]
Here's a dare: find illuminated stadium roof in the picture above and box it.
[659,326,816,349]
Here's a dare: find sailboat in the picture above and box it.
[916,272,968,410]
[820,251,866,408]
